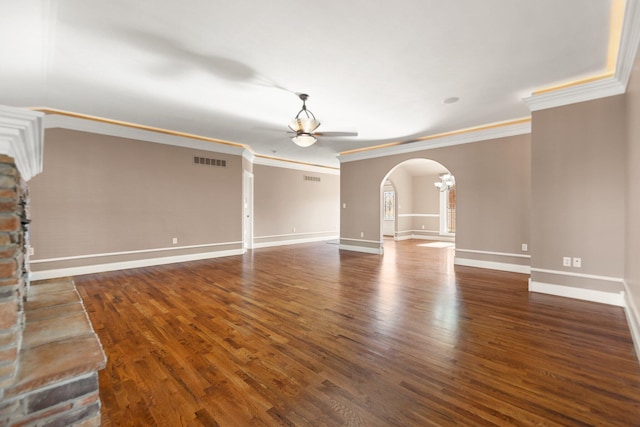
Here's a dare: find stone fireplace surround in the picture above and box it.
[0,106,106,426]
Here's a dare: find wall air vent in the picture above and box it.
[193,156,226,167]
[304,175,321,182]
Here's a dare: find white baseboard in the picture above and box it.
[338,244,383,255]
[623,281,640,362]
[396,234,455,242]
[529,280,625,307]
[454,257,530,274]
[252,235,338,249]
[29,249,245,281]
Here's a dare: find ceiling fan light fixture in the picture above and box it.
[288,117,321,134]
[288,93,321,147]
[291,133,317,147]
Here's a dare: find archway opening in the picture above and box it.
[379,158,456,248]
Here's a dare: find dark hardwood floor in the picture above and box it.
[74,240,640,426]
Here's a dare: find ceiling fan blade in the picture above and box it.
[314,131,358,137]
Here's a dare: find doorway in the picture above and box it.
[382,180,396,237]
[380,159,455,246]
[242,171,254,250]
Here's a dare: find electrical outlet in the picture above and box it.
[343,203,346,209]
[422,225,425,229]
[172,237,178,244]
[360,232,364,238]
[28,246,34,256]
[563,257,571,267]
[292,227,296,233]
[573,257,581,268]
[521,243,528,252]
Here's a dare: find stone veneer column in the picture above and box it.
[0,106,106,426]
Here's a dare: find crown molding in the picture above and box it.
[242,149,256,164]
[524,0,640,111]
[523,77,626,111]
[0,106,44,181]
[43,112,245,156]
[339,118,531,163]
[616,0,640,87]
[253,155,340,175]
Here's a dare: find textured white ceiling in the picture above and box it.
[0,0,613,167]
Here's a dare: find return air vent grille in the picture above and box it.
[304,175,321,182]
[193,156,226,167]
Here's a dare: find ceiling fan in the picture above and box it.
[288,93,358,147]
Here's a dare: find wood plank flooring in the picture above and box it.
[74,240,640,426]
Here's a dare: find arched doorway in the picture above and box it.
[380,158,455,246]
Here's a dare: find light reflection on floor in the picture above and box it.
[375,240,460,348]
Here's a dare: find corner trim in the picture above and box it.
[29,249,245,281]
[454,257,530,274]
[623,280,640,362]
[529,279,625,307]
[0,106,44,181]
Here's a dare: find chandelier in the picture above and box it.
[434,173,455,191]
[288,94,321,147]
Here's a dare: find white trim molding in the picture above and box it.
[44,113,246,156]
[29,241,242,264]
[454,257,530,274]
[339,119,531,163]
[529,280,625,307]
[524,0,640,111]
[623,280,640,362]
[523,77,626,112]
[396,233,454,242]
[397,213,439,218]
[339,238,384,254]
[454,248,530,273]
[253,234,339,249]
[29,248,245,281]
[0,105,44,181]
[456,248,531,259]
[338,244,384,255]
[253,155,340,175]
[530,268,624,283]
[616,0,640,88]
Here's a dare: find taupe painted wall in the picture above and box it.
[387,166,413,235]
[340,133,531,261]
[531,95,626,291]
[626,53,640,314]
[253,164,339,244]
[29,129,243,271]
[412,174,442,234]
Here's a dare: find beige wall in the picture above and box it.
[340,133,531,264]
[253,164,339,246]
[626,53,640,320]
[29,129,243,273]
[412,174,442,235]
[387,166,413,236]
[531,95,626,292]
